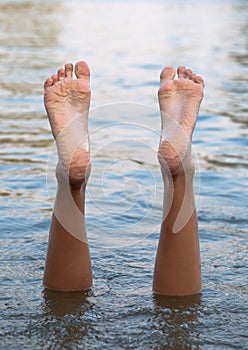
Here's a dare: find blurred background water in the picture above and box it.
[0,0,247,349]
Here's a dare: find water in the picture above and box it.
[0,0,247,349]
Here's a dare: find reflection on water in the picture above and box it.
[42,289,93,317]
[0,0,247,349]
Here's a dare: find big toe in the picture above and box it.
[75,61,90,81]
[160,66,176,86]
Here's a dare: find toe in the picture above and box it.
[75,61,90,81]
[160,66,176,86]
[183,69,192,79]
[57,68,65,80]
[191,73,197,82]
[195,75,204,86]
[65,63,73,78]
[44,78,53,88]
[177,66,185,79]
[52,74,59,84]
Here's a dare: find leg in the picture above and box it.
[153,66,204,296]
[43,61,92,291]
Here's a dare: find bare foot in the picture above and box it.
[44,61,91,186]
[158,66,204,176]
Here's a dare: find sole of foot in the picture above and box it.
[158,66,204,176]
[44,61,91,186]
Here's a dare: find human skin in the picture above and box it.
[153,66,204,296]
[43,62,92,291]
[42,62,204,295]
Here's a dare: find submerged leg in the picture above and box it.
[153,66,204,296]
[43,61,92,291]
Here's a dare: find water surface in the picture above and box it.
[0,1,247,349]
